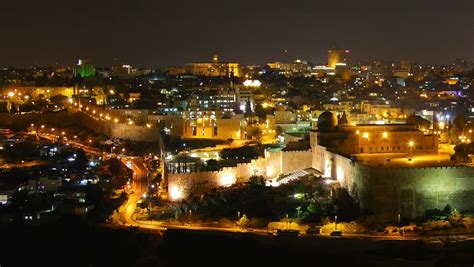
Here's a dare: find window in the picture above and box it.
[213,125,218,136]
[192,127,196,136]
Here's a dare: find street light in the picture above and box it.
[334,215,338,231]
[408,140,414,159]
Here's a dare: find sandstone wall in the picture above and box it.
[312,144,474,220]
[168,149,313,200]
[73,111,161,142]
[0,111,71,129]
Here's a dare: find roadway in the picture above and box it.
[116,157,150,226]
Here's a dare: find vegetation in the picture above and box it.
[160,175,359,225]
[452,142,474,162]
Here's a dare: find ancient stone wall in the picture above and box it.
[168,149,313,200]
[312,144,474,220]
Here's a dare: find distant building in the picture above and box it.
[312,111,437,155]
[267,60,311,77]
[75,59,95,78]
[327,49,349,69]
[186,55,240,77]
[307,111,474,220]
[171,111,243,140]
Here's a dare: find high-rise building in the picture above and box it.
[75,59,95,78]
[327,49,349,69]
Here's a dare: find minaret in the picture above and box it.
[432,112,439,132]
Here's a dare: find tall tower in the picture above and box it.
[327,49,349,69]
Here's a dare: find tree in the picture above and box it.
[4,141,38,162]
[108,157,122,176]
[248,175,265,188]
[275,126,284,136]
[50,94,68,104]
[245,100,252,117]
[236,214,249,228]
[453,110,467,132]
[443,204,452,214]
[254,103,266,119]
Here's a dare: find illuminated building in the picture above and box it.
[2,86,75,99]
[171,111,243,140]
[311,111,437,155]
[75,59,95,78]
[186,55,240,77]
[327,49,349,69]
[267,60,311,77]
[308,111,474,220]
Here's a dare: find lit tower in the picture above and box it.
[327,49,349,69]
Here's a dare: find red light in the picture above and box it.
[345,50,350,53]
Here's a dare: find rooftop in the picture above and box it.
[354,144,460,168]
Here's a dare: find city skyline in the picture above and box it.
[1,0,473,67]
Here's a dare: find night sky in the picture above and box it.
[1,0,473,67]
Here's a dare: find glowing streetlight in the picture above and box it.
[408,140,414,159]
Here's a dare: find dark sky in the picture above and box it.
[1,0,473,67]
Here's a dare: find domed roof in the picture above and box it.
[406,114,430,126]
[317,111,338,130]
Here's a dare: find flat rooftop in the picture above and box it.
[353,144,462,168]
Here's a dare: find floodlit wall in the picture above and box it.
[167,149,313,200]
[312,143,474,220]
[74,111,161,142]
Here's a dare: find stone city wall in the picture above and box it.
[73,111,161,142]
[168,149,313,200]
[312,145,474,220]
[0,111,71,129]
[0,111,161,142]
[168,157,268,200]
